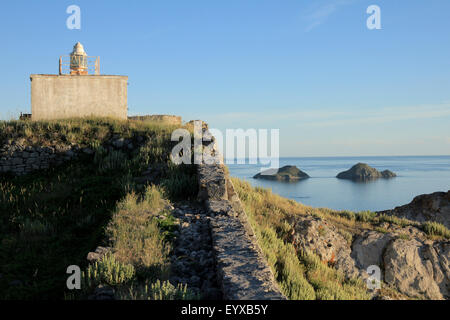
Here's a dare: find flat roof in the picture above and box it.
[30,74,128,78]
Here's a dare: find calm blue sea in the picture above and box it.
[227,156,450,212]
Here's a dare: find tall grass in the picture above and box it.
[106,186,171,281]
[117,280,198,300]
[0,117,196,300]
[422,221,450,238]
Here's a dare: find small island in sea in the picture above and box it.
[253,165,309,182]
[336,163,396,181]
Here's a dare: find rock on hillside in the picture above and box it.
[379,191,450,229]
[253,165,309,182]
[289,216,449,299]
[336,163,396,181]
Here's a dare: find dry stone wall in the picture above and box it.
[0,136,138,176]
[0,143,80,175]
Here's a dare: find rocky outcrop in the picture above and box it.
[379,191,450,229]
[289,214,449,299]
[253,165,309,182]
[290,216,361,280]
[351,231,393,270]
[383,239,448,300]
[336,163,396,181]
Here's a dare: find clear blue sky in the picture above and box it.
[1,0,449,156]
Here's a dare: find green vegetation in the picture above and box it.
[82,253,136,288]
[78,185,196,300]
[422,221,450,239]
[105,187,171,281]
[0,117,197,300]
[232,178,450,300]
[0,117,177,148]
[257,225,316,300]
[117,280,197,300]
[299,251,370,300]
[232,178,371,300]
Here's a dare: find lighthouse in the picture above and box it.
[30,42,127,121]
[70,42,88,75]
[58,42,100,76]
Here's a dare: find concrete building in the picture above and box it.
[30,43,128,121]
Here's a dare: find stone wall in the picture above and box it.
[0,143,80,175]
[197,160,285,299]
[30,75,128,121]
[128,115,182,126]
[0,136,138,176]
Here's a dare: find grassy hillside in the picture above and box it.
[0,118,197,300]
[232,178,450,300]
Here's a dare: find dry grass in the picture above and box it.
[232,178,371,300]
[106,186,171,280]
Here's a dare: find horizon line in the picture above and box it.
[229,154,450,160]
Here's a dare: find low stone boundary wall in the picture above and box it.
[0,136,140,176]
[0,144,81,175]
[128,115,182,125]
[197,163,285,300]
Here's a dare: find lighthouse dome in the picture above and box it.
[71,42,87,56]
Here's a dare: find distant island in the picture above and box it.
[336,163,396,181]
[253,165,309,181]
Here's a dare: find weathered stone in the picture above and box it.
[211,214,285,299]
[351,231,394,270]
[383,239,447,299]
[291,215,360,280]
[11,158,23,165]
[197,164,228,201]
[197,161,285,300]
[379,190,450,229]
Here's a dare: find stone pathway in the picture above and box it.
[169,202,222,300]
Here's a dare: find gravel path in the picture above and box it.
[169,202,222,300]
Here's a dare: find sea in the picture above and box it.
[227,156,450,212]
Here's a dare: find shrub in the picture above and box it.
[258,227,316,300]
[97,150,129,174]
[299,250,370,300]
[106,187,171,279]
[82,253,136,289]
[356,210,377,223]
[422,221,450,239]
[161,163,198,200]
[378,214,415,228]
[117,280,198,300]
[339,210,356,221]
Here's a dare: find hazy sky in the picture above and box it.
[1,0,449,156]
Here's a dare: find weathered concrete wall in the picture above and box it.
[30,75,128,121]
